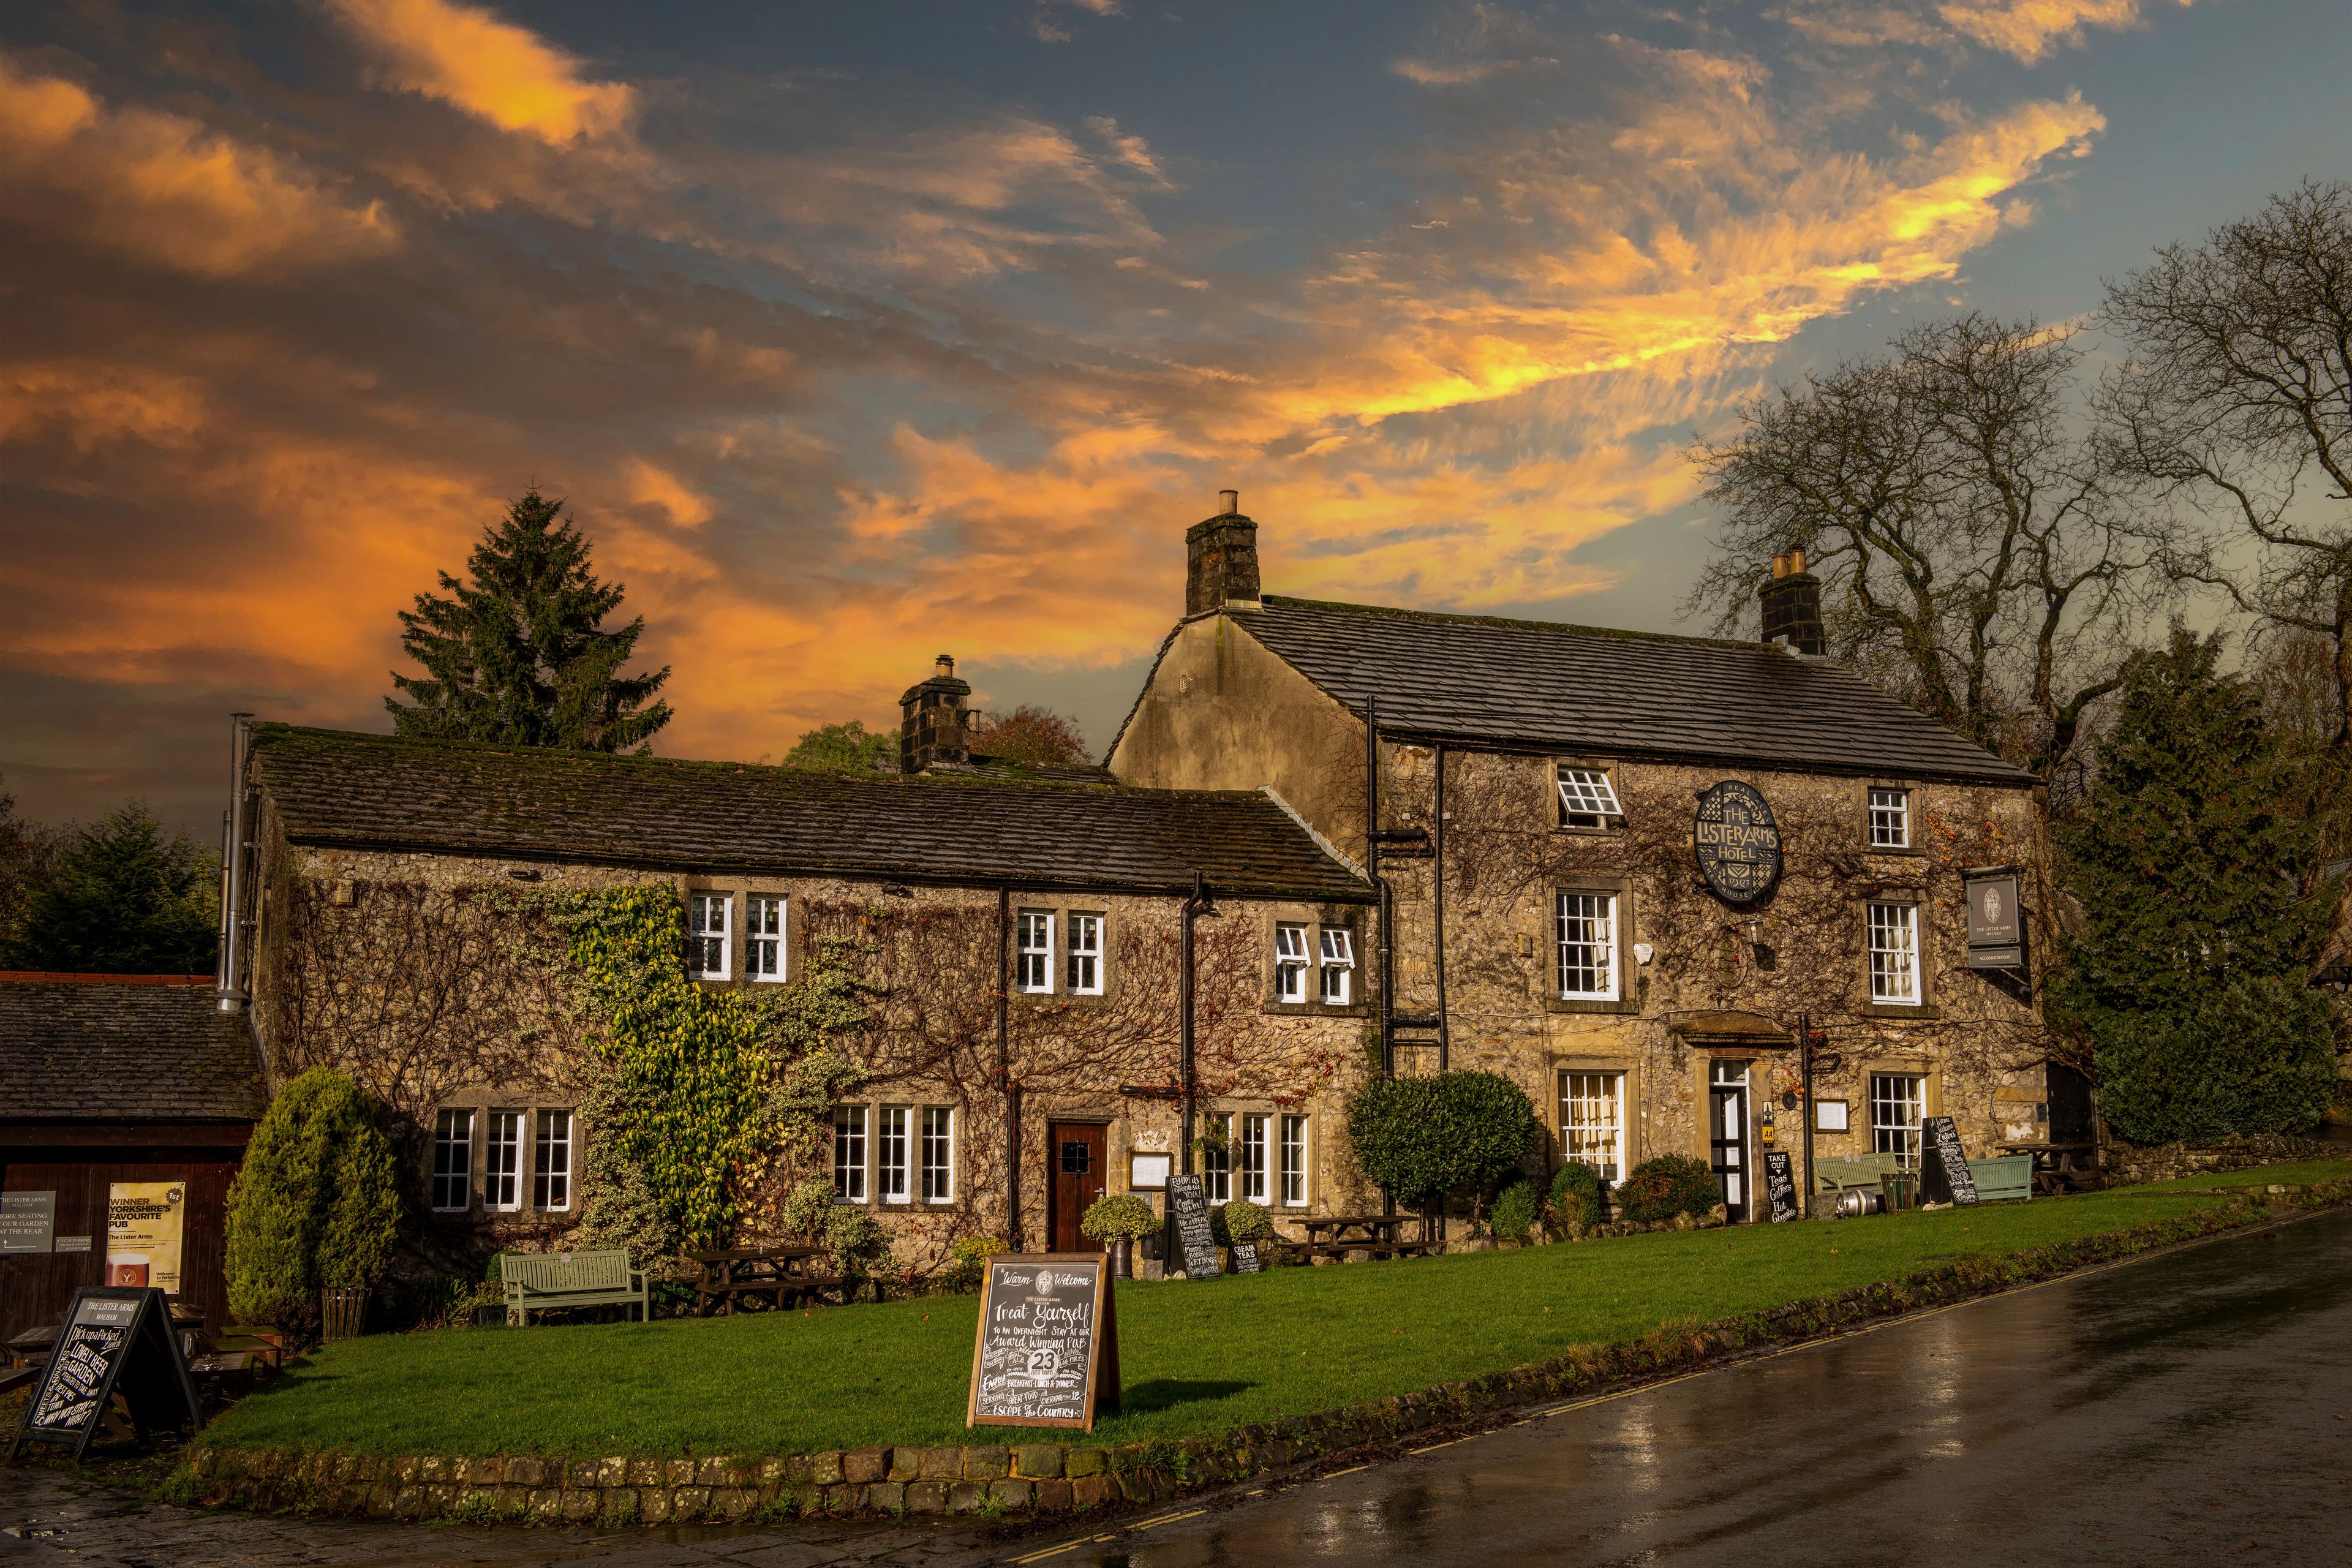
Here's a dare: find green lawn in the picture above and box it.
[198,1179,2313,1460]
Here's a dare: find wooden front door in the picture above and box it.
[1048,1123,1107,1253]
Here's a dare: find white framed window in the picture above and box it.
[1275,922,1309,1003]
[1202,1113,1232,1203]
[1557,891,1619,1000]
[876,1106,910,1204]
[432,1107,473,1212]
[1017,911,1054,993]
[1868,901,1921,1004]
[1559,1071,1625,1182]
[689,892,731,980]
[1868,788,1911,850]
[921,1106,954,1202]
[1238,1114,1270,1203]
[1280,1114,1308,1207]
[484,1110,523,1212]
[832,1106,868,1201]
[1872,1073,1926,1167]
[1319,927,1355,1005]
[1066,913,1104,995]
[533,1109,572,1211]
[748,895,786,982]
[1557,767,1624,829]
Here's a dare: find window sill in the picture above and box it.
[1864,846,1928,859]
[1544,994,1641,1016]
[1552,824,1627,838]
[1861,1001,1942,1020]
[1263,1000,1371,1018]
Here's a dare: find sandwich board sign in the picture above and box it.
[1918,1116,1980,1207]
[967,1254,1121,1432]
[1164,1173,1222,1280]
[7,1286,203,1463]
[1761,1151,1801,1223]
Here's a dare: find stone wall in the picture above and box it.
[2102,1133,2350,1187]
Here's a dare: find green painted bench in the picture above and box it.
[500,1249,649,1327]
[1814,1152,1905,1194]
[1965,1154,2033,1204]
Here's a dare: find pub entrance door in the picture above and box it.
[1047,1122,1107,1253]
[1708,1060,1750,1223]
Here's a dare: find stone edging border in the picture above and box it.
[181,1178,2352,1527]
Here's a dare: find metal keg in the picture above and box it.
[1835,1188,1883,1219]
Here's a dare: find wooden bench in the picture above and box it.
[1814,1152,1906,1194]
[501,1249,649,1326]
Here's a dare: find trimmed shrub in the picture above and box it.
[1615,1155,1720,1224]
[1212,1199,1273,1245]
[1348,1070,1541,1208]
[782,1177,893,1275]
[939,1233,1008,1293]
[224,1067,401,1325]
[1548,1161,1606,1229]
[1489,1177,1541,1243]
[1081,1194,1158,1243]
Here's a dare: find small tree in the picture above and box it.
[781,720,896,774]
[5,803,216,974]
[1347,1070,1540,1213]
[972,705,1090,767]
[2052,630,2337,1142]
[386,489,672,753]
[224,1068,402,1325]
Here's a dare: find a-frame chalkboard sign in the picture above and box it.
[6,1286,203,1463]
[967,1254,1121,1433]
[1917,1116,1980,1208]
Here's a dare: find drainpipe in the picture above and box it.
[1366,698,1393,1081]
[217,713,254,1014]
[1433,744,1450,1072]
[1178,873,1211,1176]
[1800,1013,1815,1219]
[998,887,1020,1250]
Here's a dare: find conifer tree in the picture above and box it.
[385,490,672,752]
[6,803,217,974]
[2052,630,2337,1143]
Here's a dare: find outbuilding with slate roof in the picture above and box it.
[1,974,266,1341]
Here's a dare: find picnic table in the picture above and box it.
[1292,1213,1442,1264]
[688,1246,875,1314]
[2000,1140,2098,1196]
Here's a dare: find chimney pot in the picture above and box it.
[1771,553,1789,579]
[1790,546,1806,574]
[1218,489,1239,516]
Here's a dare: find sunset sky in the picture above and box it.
[2,0,2345,832]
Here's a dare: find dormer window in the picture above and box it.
[1556,767,1624,829]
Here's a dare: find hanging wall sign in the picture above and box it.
[966,1255,1121,1432]
[1,1191,56,1254]
[7,1286,204,1463]
[1693,782,1782,904]
[1964,869,2025,971]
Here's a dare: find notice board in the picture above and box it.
[1918,1116,1979,1207]
[7,1286,203,1463]
[1761,1151,1801,1223]
[105,1182,187,1295]
[1164,1173,1221,1279]
[1,1191,56,1254]
[967,1254,1121,1431]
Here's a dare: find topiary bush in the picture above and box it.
[224,1066,402,1326]
[1080,1194,1158,1243]
[939,1233,1009,1293]
[1614,1155,1721,1224]
[1212,1199,1273,1245]
[1548,1161,1607,1230]
[1348,1070,1541,1209]
[1489,1176,1541,1243]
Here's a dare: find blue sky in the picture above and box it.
[0,0,2345,829]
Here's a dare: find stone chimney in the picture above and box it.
[1758,548,1826,657]
[899,653,973,773]
[1185,489,1262,616]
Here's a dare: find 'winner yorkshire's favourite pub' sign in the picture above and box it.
[1694,782,1782,903]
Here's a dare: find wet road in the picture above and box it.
[1028,1209,2352,1568]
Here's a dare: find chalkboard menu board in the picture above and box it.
[1164,1173,1221,1280]
[1230,1242,1263,1273]
[1761,1151,1800,1223]
[967,1255,1120,1432]
[1918,1116,1979,1207]
[7,1286,202,1462]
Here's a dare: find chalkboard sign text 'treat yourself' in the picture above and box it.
[966,1255,1121,1432]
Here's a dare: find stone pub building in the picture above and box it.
[208,492,2054,1275]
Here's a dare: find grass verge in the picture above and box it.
[197,1180,2309,1457]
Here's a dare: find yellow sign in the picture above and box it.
[105,1182,187,1296]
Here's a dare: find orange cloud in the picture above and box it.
[1938,0,2191,63]
[624,459,715,527]
[323,0,635,145]
[0,55,394,277]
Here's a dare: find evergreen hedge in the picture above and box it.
[224,1067,401,1324]
[1346,1070,1540,1208]
[1489,1176,1542,1242]
[1548,1160,1607,1229]
[1614,1155,1719,1224]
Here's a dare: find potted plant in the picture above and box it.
[1080,1194,1157,1278]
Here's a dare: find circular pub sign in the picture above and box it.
[1694,781,1782,903]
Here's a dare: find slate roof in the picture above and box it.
[0,978,266,1123]
[1229,597,2035,786]
[247,726,1372,901]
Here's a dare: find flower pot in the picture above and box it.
[320,1286,370,1341]
[1109,1234,1134,1280]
